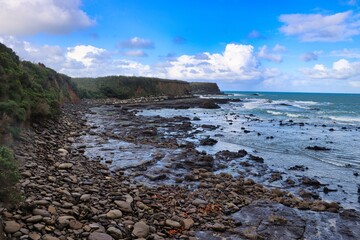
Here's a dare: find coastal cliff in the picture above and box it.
[190,82,222,95]
[73,76,192,99]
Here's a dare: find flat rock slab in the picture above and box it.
[196,201,360,240]
[231,201,360,240]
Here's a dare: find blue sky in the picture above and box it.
[1,0,360,93]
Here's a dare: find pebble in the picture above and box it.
[132,221,150,238]
[88,232,114,240]
[4,220,21,233]
[106,209,123,219]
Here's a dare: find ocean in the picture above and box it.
[139,91,360,210]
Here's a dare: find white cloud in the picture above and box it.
[0,0,94,35]
[123,50,148,57]
[66,45,107,67]
[159,43,279,81]
[331,48,360,58]
[119,37,154,49]
[300,51,320,62]
[301,59,360,79]
[279,11,360,42]
[257,45,284,63]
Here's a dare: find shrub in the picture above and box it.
[0,146,20,205]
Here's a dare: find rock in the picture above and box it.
[69,220,83,230]
[107,227,123,238]
[88,232,114,240]
[165,219,181,228]
[29,233,41,240]
[248,154,264,163]
[26,215,43,223]
[132,221,150,238]
[57,215,75,226]
[148,174,167,181]
[4,221,21,233]
[306,146,331,151]
[106,209,123,219]
[114,200,132,213]
[183,218,194,230]
[80,194,91,201]
[210,223,226,232]
[289,165,308,171]
[34,223,45,231]
[200,138,218,146]
[42,235,60,240]
[32,208,51,217]
[58,163,73,169]
[192,198,208,206]
[58,148,69,156]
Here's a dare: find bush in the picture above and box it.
[0,146,20,205]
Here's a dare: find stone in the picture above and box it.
[69,220,83,230]
[114,200,133,213]
[210,223,226,232]
[80,194,91,201]
[43,235,60,240]
[106,209,123,219]
[58,148,69,156]
[107,227,123,238]
[4,221,21,233]
[192,198,208,206]
[183,218,194,230]
[165,219,181,228]
[29,232,41,240]
[88,232,114,240]
[26,215,43,223]
[58,163,73,169]
[132,221,150,238]
[33,223,45,231]
[33,208,51,217]
[57,215,75,226]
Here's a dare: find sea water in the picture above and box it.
[139,92,360,210]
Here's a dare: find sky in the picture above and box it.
[1,0,360,93]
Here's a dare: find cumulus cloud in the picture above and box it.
[300,51,320,62]
[158,43,279,81]
[257,45,285,63]
[0,0,94,35]
[279,11,360,42]
[331,48,360,58]
[119,37,154,49]
[301,59,360,79]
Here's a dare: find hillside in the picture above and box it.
[73,76,192,99]
[0,43,78,142]
[190,82,222,95]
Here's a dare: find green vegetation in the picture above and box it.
[190,82,221,95]
[73,76,191,99]
[0,146,20,205]
[0,43,78,140]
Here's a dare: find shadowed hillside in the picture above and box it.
[0,43,78,142]
[73,76,192,99]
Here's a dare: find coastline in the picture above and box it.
[1,98,360,239]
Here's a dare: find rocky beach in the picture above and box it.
[1,97,360,240]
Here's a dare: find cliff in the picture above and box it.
[73,76,191,99]
[0,43,78,142]
[190,82,222,95]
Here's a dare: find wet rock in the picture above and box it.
[148,174,167,181]
[132,221,150,238]
[302,177,322,187]
[89,232,114,240]
[209,223,226,232]
[200,138,218,146]
[4,221,21,233]
[289,165,308,171]
[306,146,331,151]
[248,154,264,163]
[215,150,247,161]
[269,172,282,182]
[199,100,220,109]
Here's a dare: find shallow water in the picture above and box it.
[138,92,360,210]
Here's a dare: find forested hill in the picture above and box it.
[73,76,192,99]
[73,77,221,99]
[0,43,78,141]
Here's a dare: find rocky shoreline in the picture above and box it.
[1,99,360,239]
